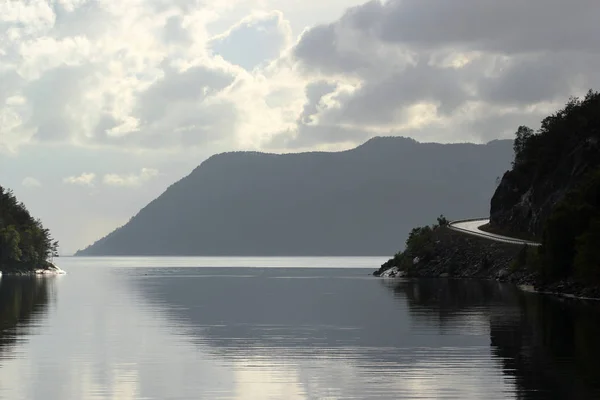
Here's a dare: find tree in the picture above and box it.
[574,218,600,281]
[437,214,449,227]
[0,226,22,264]
[0,185,58,271]
[513,125,534,167]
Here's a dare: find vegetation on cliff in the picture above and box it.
[380,91,600,291]
[495,90,600,283]
[491,89,599,235]
[541,167,600,282]
[0,186,58,272]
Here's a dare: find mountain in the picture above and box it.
[490,91,600,281]
[76,136,513,256]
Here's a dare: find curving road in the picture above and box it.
[449,218,541,247]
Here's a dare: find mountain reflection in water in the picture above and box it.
[0,262,598,400]
[386,279,600,399]
[128,267,600,399]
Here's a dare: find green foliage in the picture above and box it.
[406,225,435,260]
[0,186,58,271]
[509,245,541,274]
[0,226,22,263]
[380,218,442,272]
[541,167,600,282]
[503,90,600,283]
[574,218,600,282]
[513,125,535,167]
[436,214,449,227]
[513,90,600,177]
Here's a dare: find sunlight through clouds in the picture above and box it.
[2,0,600,252]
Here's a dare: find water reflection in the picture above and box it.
[129,268,511,399]
[1,261,598,400]
[385,279,600,399]
[0,277,52,359]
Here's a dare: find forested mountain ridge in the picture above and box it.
[0,187,58,273]
[77,136,513,256]
[490,90,600,282]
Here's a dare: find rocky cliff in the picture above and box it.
[490,91,600,238]
[377,91,600,295]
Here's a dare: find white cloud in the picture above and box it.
[63,172,96,186]
[22,177,41,188]
[3,0,600,252]
[103,168,160,187]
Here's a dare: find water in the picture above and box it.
[1,257,599,400]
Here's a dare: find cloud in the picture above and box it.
[103,168,160,187]
[63,172,96,186]
[2,0,598,155]
[22,177,42,188]
[279,0,600,148]
[4,0,600,254]
[298,81,338,124]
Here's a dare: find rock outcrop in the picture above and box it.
[374,227,528,282]
[377,91,600,297]
[374,226,600,299]
[490,92,600,238]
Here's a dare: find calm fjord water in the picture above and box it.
[1,257,600,399]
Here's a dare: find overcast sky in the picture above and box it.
[1,0,599,254]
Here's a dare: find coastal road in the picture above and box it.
[449,218,541,247]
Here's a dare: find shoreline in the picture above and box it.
[374,226,600,301]
[0,264,67,277]
[378,273,600,302]
[519,284,600,302]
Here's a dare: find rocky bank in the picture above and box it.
[374,226,600,300]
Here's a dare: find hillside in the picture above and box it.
[490,90,600,282]
[76,137,512,256]
[0,187,58,273]
[377,91,600,295]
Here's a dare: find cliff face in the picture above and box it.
[490,92,600,238]
[490,137,600,237]
[377,91,600,293]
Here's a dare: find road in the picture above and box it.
[449,218,541,247]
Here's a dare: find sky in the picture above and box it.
[1,0,600,254]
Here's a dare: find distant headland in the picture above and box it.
[0,187,64,275]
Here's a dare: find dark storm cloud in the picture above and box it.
[287,0,600,146]
[135,63,235,124]
[294,23,371,76]
[298,81,337,124]
[356,0,600,53]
